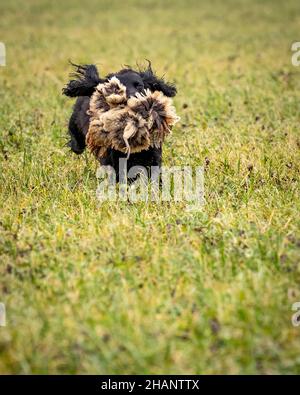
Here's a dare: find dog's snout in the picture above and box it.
[126,86,138,98]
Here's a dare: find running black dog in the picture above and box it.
[63,62,177,175]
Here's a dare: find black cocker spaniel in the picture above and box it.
[63,62,177,176]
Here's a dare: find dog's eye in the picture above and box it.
[134,82,142,88]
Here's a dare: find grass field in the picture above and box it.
[1,0,300,374]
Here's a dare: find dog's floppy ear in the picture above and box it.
[62,63,104,97]
[139,61,177,97]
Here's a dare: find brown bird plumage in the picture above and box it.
[86,77,180,159]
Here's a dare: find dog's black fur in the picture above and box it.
[63,62,177,176]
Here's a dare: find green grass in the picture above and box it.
[1,0,300,374]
